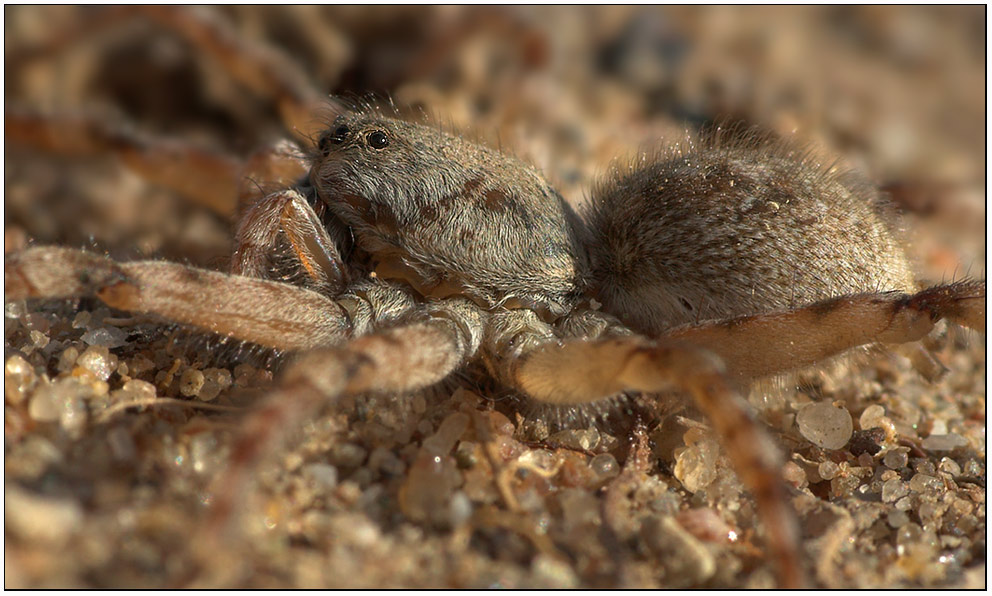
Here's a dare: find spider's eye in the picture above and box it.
[366,130,389,149]
[319,125,350,155]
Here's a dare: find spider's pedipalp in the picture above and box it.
[6,246,350,351]
[233,188,351,295]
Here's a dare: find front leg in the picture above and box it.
[197,297,485,572]
[6,246,349,351]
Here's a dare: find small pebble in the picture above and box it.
[303,463,339,490]
[80,327,128,348]
[57,346,80,373]
[179,368,205,397]
[60,391,88,438]
[797,402,853,450]
[849,428,886,456]
[5,300,27,319]
[782,461,807,488]
[962,459,982,477]
[589,453,619,480]
[368,446,406,477]
[28,381,62,422]
[422,412,469,456]
[531,553,579,589]
[71,311,92,329]
[198,368,232,401]
[883,448,909,469]
[938,457,961,477]
[332,443,368,468]
[887,509,910,528]
[909,473,943,499]
[548,428,600,451]
[859,404,886,429]
[882,478,909,503]
[76,346,116,381]
[448,490,473,527]
[818,460,840,481]
[5,354,37,405]
[5,487,83,547]
[117,379,157,401]
[920,434,968,452]
[29,330,49,351]
[673,436,719,493]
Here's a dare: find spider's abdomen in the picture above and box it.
[583,139,916,335]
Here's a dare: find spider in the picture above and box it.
[5,6,986,590]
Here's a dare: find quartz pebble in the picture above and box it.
[5,355,37,405]
[303,463,339,490]
[28,381,62,422]
[116,379,158,402]
[883,448,909,469]
[5,487,83,547]
[938,457,961,477]
[548,428,600,451]
[858,404,885,430]
[920,434,968,452]
[80,326,128,348]
[797,402,853,450]
[198,368,232,401]
[909,473,943,499]
[179,368,205,397]
[882,478,909,503]
[421,412,469,456]
[589,453,619,481]
[817,461,840,481]
[674,434,719,493]
[76,346,116,381]
[531,553,579,589]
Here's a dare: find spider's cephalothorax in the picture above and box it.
[310,112,589,318]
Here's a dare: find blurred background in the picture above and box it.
[5,5,985,276]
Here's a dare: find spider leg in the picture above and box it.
[197,298,485,572]
[485,310,804,588]
[5,246,349,351]
[668,280,986,382]
[232,188,350,294]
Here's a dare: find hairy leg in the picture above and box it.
[196,298,485,583]
[6,246,349,351]
[667,280,985,382]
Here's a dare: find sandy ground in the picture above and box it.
[4,6,985,588]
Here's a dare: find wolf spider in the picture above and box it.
[5,7,985,590]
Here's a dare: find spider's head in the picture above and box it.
[310,112,588,317]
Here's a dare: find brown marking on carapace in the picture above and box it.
[342,193,400,235]
[463,176,485,195]
[483,188,509,212]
